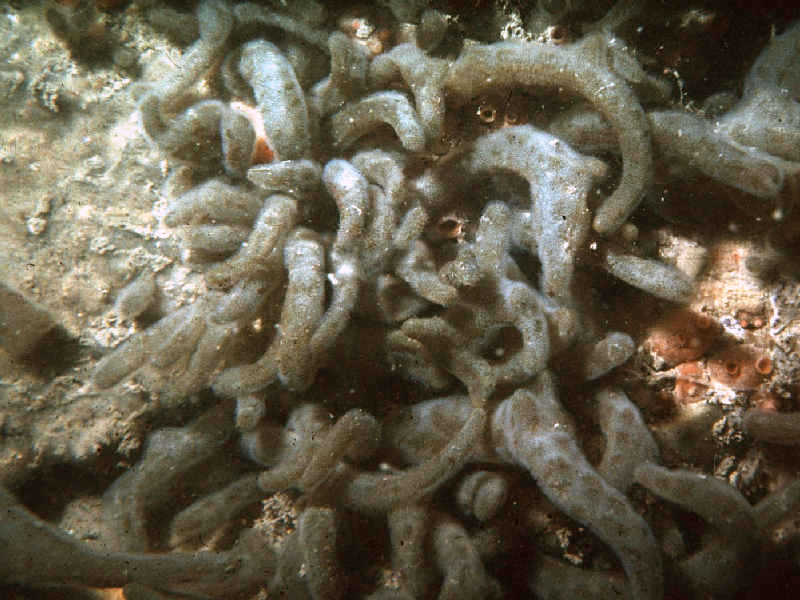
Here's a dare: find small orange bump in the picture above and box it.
[644,309,720,367]
[724,361,741,377]
[707,345,769,390]
[229,101,275,165]
[736,310,766,329]
[252,137,275,165]
[674,378,707,404]
[675,360,704,379]
[754,355,773,376]
[476,103,497,124]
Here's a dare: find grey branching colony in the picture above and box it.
[3,1,800,599]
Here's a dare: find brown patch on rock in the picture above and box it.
[644,309,720,368]
[708,345,771,390]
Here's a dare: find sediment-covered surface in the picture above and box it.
[2,1,800,599]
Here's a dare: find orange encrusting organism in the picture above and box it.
[251,136,275,165]
[672,378,708,405]
[229,101,276,166]
[707,345,772,391]
[643,309,719,367]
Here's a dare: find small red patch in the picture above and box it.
[252,137,275,165]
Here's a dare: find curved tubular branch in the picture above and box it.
[492,372,663,600]
[341,407,488,514]
[444,37,652,235]
[0,487,273,598]
[634,462,759,598]
[330,91,426,152]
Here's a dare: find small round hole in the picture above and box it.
[551,26,566,41]
[481,326,524,364]
[755,356,773,375]
[436,216,463,240]
[725,361,741,377]
[477,104,497,124]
